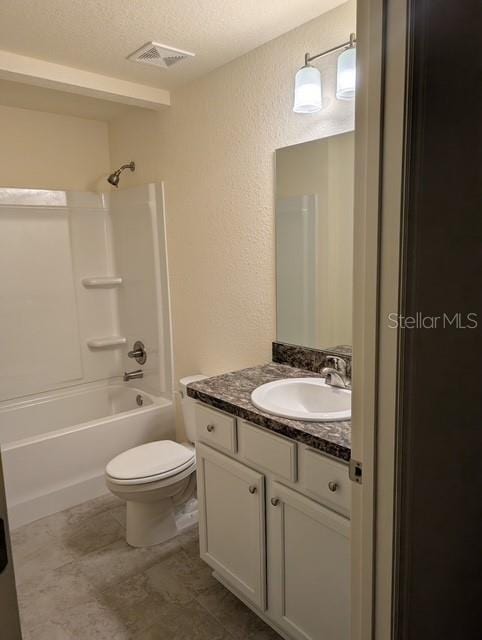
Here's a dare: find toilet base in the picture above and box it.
[126,498,178,547]
[124,494,198,547]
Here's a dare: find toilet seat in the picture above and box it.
[106,440,195,486]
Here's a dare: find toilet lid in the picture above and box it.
[106,440,195,482]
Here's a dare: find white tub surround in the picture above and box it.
[0,185,171,402]
[0,189,115,401]
[0,184,174,527]
[110,184,173,400]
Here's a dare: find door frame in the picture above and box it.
[0,452,22,639]
[351,0,409,637]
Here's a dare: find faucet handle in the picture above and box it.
[321,367,347,389]
[128,340,147,365]
[326,356,347,376]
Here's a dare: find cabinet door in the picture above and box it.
[196,442,266,609]
[268,481,350,640]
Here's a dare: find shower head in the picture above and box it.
[107,172,120,187]
[107,161,135,187]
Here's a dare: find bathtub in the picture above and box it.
[0,384,175,529]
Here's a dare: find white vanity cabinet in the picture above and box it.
[196,442,267,609]
[195,403,350,640]
[268,481,350,640]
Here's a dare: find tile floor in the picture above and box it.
[11,494,282,639]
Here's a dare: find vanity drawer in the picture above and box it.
[195,404,237,453]
[238,420,297,482]
[298,446,351,516]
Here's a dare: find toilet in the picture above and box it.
[105,374,206,547]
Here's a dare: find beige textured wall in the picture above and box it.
[0,105,110,191]
[109,2,356,388]
[109,109,163,186]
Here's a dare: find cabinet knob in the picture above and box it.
[249,485,257,494]
[206,424,215,432]
[328,481,338,492]
[271,497,280,507]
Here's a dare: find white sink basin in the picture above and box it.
[251,378,351,422]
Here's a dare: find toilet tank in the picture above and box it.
[179,375,207,443]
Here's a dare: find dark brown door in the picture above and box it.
[395,1,482,638]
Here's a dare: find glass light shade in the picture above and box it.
[336,47,356,100]
[293,65,322,113]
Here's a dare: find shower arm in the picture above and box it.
[117,162,135,173]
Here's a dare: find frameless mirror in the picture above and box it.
[275,131,354,351]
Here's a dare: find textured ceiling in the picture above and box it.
[0,79,139,121]
[0,0,347,90]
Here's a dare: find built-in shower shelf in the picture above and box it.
[87,336,127,349]
[82,276,123,289]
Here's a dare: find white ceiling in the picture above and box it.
[0,0,347,90]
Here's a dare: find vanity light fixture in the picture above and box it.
[293,33,357,113]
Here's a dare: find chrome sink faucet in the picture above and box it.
[321,367,347,388]
[123,369,144,382]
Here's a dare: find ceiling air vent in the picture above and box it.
[127,42,195,69]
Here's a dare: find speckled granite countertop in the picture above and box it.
[187,363,351,462]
